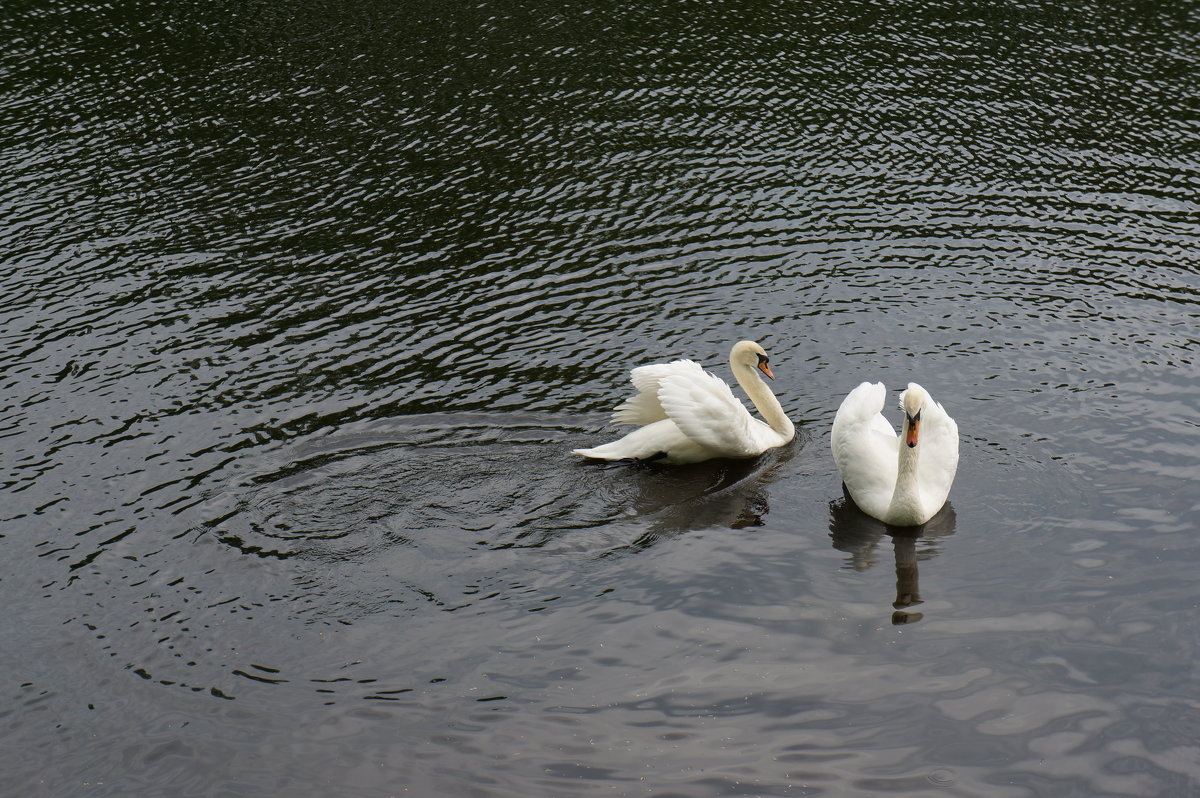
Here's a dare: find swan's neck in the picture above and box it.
[888,438,925,524]
[734,364,795,442]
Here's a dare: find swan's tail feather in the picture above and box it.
[574,420,689,462]
[572,446,610,459]
[572,444,666,462]
[572,442,631,460]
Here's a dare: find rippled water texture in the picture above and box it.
[2,0,1198,795]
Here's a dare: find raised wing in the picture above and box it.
[913,389,959,510]
[611,359,705,426]
[656,367,761,457]
[831,382,899,517]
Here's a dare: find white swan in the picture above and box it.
[831,382,959,526]
[573,340,795,464]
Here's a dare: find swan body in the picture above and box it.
[573,340,795,464]
[831,382,959,526]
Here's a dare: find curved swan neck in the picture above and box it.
[733,361,795,440]
[888,432,924,522]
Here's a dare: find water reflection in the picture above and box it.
[829,490,957,624]
[589,442,797,556]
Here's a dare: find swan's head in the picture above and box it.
[731,340,774,380]
[899,383,929,448]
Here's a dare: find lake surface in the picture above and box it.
[2,0,1198,795]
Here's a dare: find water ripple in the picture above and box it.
[1,0,1197,794]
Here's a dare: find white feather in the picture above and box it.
[574,341,794,464]
[831,381,959,525]
[610,360,702,426]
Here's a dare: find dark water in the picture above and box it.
[2,0,1198,795]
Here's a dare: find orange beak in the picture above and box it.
[905,417,919,448]
[757,361,775,380]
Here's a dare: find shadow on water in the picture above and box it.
[583,442,799,557]
[828,487,957,625]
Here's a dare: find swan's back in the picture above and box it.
[831,382,899,519]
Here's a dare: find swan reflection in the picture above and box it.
[593,445,796,555]
[828,489,957,624]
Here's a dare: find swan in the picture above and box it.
[573,340,795,464]
[831,382,959,526]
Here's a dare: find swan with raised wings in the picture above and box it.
[831,382,959,526]
[573,340,794,464]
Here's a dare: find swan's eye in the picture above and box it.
[906,410,922,424]
[756,353,768,365]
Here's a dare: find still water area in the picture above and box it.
[1,0,1198,795]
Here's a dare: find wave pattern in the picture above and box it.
[1,0,1197,794]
